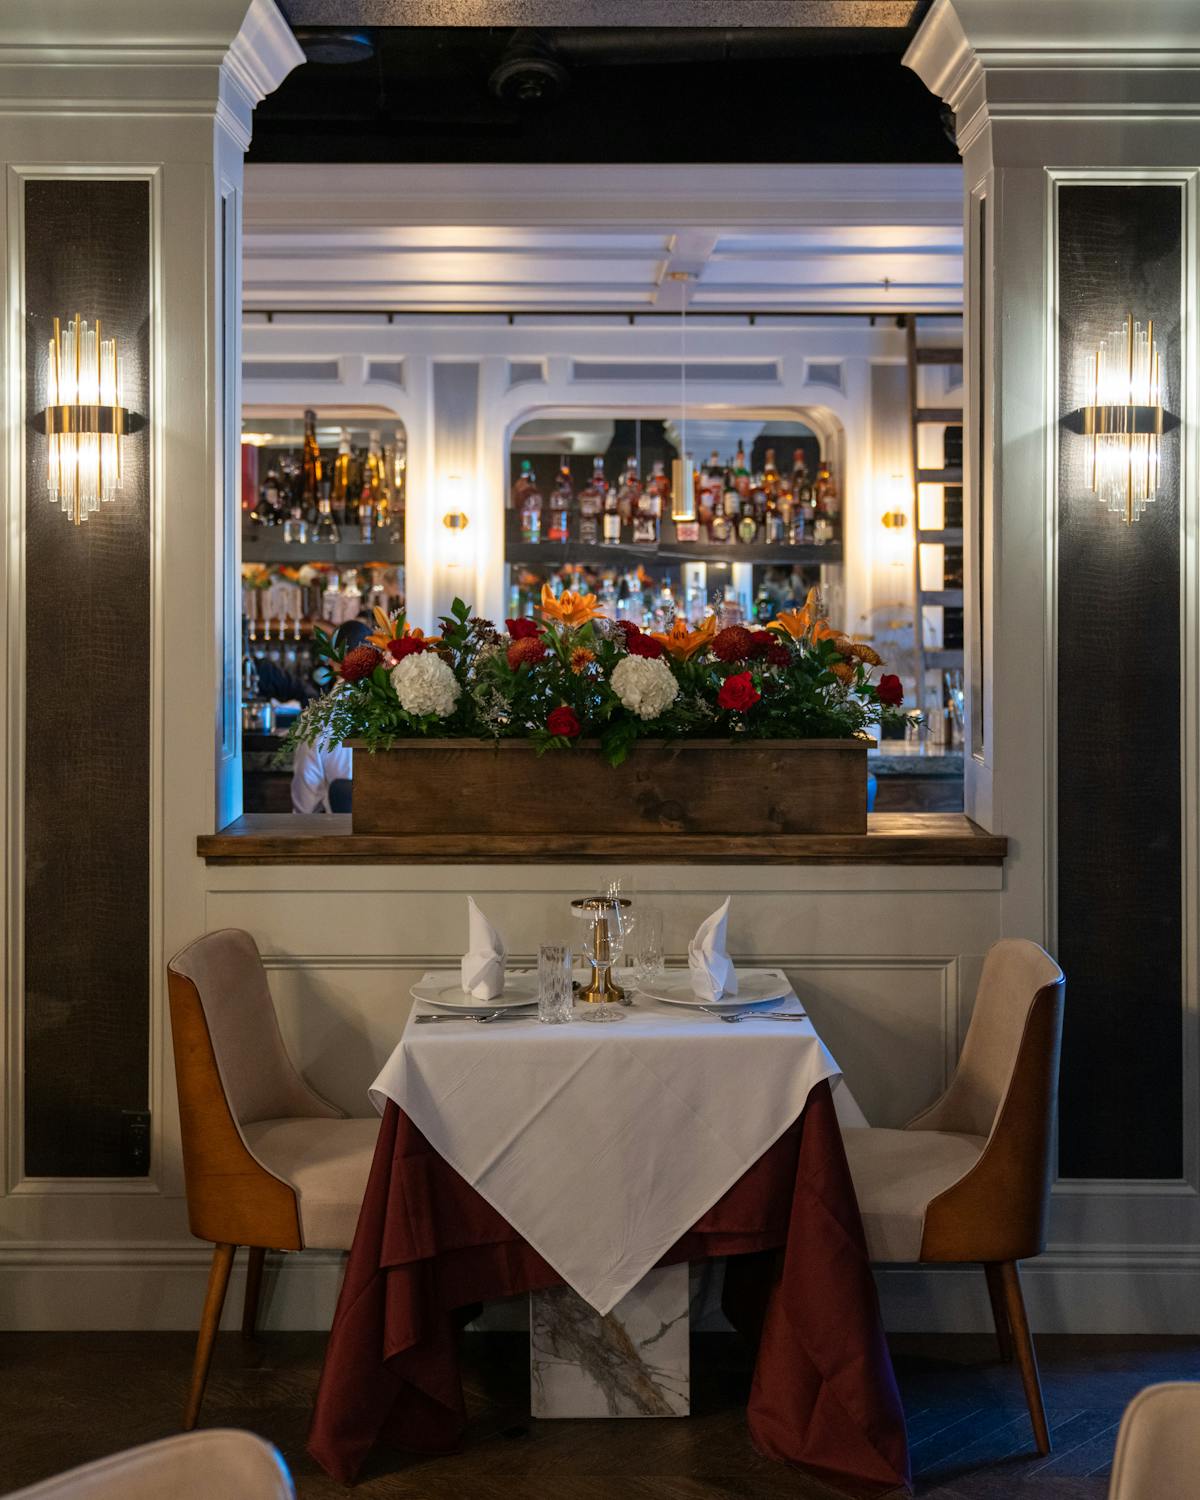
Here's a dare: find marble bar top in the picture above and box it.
[196,811,1007,866]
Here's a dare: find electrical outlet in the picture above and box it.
[120,1110,151,1176]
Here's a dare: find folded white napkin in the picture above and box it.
[461,896,507,1000]
[688,897,739,1002]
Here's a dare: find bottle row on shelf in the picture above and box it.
[243,409,405,547]
[510,444,841,551]
[241,560,404,631]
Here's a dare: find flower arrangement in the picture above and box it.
[292,586,906,767]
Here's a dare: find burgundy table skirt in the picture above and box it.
[308,1079,911,1492]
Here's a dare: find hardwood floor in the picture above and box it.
[0,1330,1197,1498]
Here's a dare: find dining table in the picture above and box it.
[306,970,912,1493]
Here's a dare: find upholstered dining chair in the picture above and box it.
[1,1430,294,1499]
[841,938,1065,1456]
[167,928,379,1430]
[1107,1383,1200,1500]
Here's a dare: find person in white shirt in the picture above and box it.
[291,738,352,814]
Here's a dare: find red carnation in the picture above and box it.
[877,673,904,707]
[746,630,774,659]
[712,625,755,663]
[507,635,547,670]
[717,671,761,712]
[626,632,665,659]
[616,620,642,641]
[386,636,427,662]
[506,617,541,640]
[766,642,790,667]
[338,645,382,683]
[546,705,582,739]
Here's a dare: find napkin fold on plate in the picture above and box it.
[687,896,739,1002]
[461,896,507,1000]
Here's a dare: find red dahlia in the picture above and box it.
[546,705,582,738]
[766,642,791,667]
[386,636,427,661]
[626,632,665,659]
[338,645,382,683]
[506,617,542,640]
[615,620,642,641]
[746,630,775,659]
[507,635,547,670]
[711,625,755,663]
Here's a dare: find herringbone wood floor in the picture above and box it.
[0,1330,1197,1498]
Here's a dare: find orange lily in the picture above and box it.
[649,614,718,662]
[538,582,602,628]
[767,586,824,641]
[366,607,439,652]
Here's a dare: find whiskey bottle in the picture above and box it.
[547,456,572,543]
[710,487,735,544]
[512,458,537,511]
[315,479,340,543]
[299,408,323,517]
[578,458,603,545]
[358,484,376,545]
[617,457,640,530]
[520,468,543,545]
[737,493,758,545]
[633,459,660,545]
[331,429,353,524]
[365,430,386,534]
[601,460,622,544]
[763,488,784,545]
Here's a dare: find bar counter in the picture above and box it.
[197,812,1006,866]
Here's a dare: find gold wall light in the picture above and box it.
[1064,313,1179,525]
[33,313,134,525]
[881,508,908,529]
[442,510,470,532]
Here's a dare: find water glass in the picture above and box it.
[627,907,665,990]
[538,943,574,1024]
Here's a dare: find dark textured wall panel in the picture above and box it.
[23,179,151,1176]
[1057,183,1182,1179]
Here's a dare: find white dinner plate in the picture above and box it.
[637,968,792,1009]
[411,973,539,1016]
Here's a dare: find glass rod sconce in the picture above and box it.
[33,313,130,525]
[1065,314,1179,525]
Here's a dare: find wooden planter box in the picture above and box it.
[349,738,869,838]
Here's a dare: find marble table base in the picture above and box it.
[530,1263,690,1418]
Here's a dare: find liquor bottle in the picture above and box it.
[697,451,722,530]
[602,465,622,544]
[633,460,660,545]
[358,484,376,545]
[331,429,354,524]
[520,467,543,545]
[578,458,603,545]
[710,487,735,544]
[617,457,640,530]
[299,408,323,517]
[254,468,283,528]
[762,448,780,496]
[365,430,386,534]
[791,447,809,491]
[737,492,758,545]
[315,479,340,543]
[733,441,749,476]
[282,502,308,546]
[763,488,784,545]
[547,456,572,543]
[512,458,537,511]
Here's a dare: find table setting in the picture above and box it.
[307,890,909,1492]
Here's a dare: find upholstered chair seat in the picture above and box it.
[1,1430,294,1500]
[167,928,379,1428]
[840,938,1065,1457]
[1107,1383,1200,1500]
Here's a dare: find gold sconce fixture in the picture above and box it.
[33,314,133,526]
[1065,313,1179,525]
[881,508,908,530]
[442,510,470,532]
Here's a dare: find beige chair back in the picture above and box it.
[168,928,337,1126]
[909,938,1065,1140]
[2,1431,295,1500]
[1108,1383,1200,1500]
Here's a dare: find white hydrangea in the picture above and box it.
[611,654,679,721]
[391,651,461,718]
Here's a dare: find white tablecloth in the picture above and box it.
[370,971,848,1314]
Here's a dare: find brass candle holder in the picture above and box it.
[571,896,630,1004]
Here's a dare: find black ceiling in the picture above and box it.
[248,25,956,164]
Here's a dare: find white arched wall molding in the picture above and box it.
[241,314,907,638]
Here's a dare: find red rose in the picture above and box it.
[877,673,904,707]
[338,644,382,682]
[746,630,774,659]
[506,617,541,640]
[507,635,547,670]
[626,632,665,659]
[386,636,427,661]
[546,705,581,739]
[712,625,754,663]
[766,642,790,667]
[717,671,761,712]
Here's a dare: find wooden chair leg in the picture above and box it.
[999,1259,1050,1456]
[183,1242,236,1431]
[983,1262,1014,1363]
[242,1246,266,1339]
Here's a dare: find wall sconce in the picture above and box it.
[1064,313,1179,525]
[33,314,134,526]
[442,510,470,533]
[881,507,908,530]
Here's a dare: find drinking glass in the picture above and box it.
[537,943,574,1024]
[627,907,665,991]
